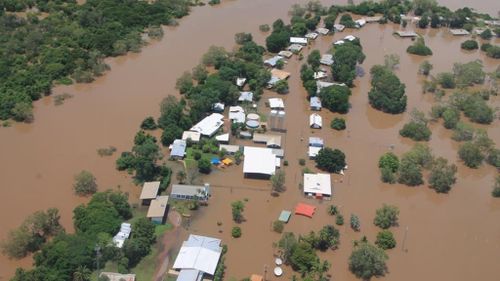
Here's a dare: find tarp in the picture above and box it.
[278,210,292,222]
[295,203,316,218]
[211,157,221,165]
[222,158,233,165]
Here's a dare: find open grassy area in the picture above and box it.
[130,244,159,281]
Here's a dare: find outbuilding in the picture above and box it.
[269,98,285,109]
[310,96,322,111]
[238,91,253,102]
[140,181,160,205]
[309,113,323,129]
[264,56,284,67]
[303,173,332,199]
[170,139,187,160]
[182,131,201,143]
[320,54,334,66]
[147,195,169,224]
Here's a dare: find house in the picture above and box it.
[140,181,160,205]
[243,146,277,179]
[238,91,253,102]
[320,54,334,66]
[310,113,322,129]
[313,71,327,80]
[316,27,329,35]
[308,146,322,159]
[147,195,169,224]
[269,98,285,109]
[334,24,345,32]
[272,148,285,158]
[172,235,222,281]
[215,133,229,144]
[236,77,246,87]
[290,37,308,45]
[278,50,293,58]
[99,272,136,281]
[333,40,345,46]
[395,31,418,37]
[264,55,284,67]
[253,133,282,148]
[305,32,319,40]
[229,106,245,124]
[310,96,322,111]
[171,184,210,201]
[182,131,201,143]
[450,29,470,36]
[190,113,224,137]
[309,137,324,147]
[355,18,366,28]
[219,144,240,154]
[112,223,132,248]
[171,139,187,160]
[212,103,225,112]
[303,173,332,199]
[268,69,291,87]
[288,44,303,53]
[344,35,356,41]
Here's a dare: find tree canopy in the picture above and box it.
[368,65,407,114]
[315,147,346,173]
[349,241,388,279]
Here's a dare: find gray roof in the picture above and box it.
[309,137,324,147]
[171,184,209,197]
[264,56,283,67]
[172,139,187,157]
[177,269,202,281]
[310,96,322,108]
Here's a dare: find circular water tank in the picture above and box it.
[246,120,259,128]
[247,113,259,121]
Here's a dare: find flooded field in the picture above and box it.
[0,0,499,279]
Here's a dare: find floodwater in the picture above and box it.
[0,0,499,279]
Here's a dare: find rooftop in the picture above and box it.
[147,195,169,218]
[269,97,285,109]
[171,139,187,158]
[172,234,222,275]
[182,131,201,142]
[264,55,283,67]
[140,181,160,200]
[243,146,277,177]
[190,113,224,137]
[290,37,308,44]
[304,173,332,196]
[238,91,253,102]
[99,272,136,281]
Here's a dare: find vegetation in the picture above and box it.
[271,170,286,193]
[399,109,431,141]
[378,152,399,183]
[492,176,500,198]
[428,157,457,193]
[330,118,346,130]
[374,204,399,229]
[349,241,388,279]
[97,146,117,157]
[319,85,351,113]
[419,61,433,76]
[437,72,456,89]
[461,40,478,50]
[140,117,157,130]
[384,54,400,70]
[336,214,345,226]
[73,170,98,196]
[332,40,366,87]
[231,226,242,238]
[407,37,433,56]
[231,200,245,223]
[350,214,361,231]
[273,221,285,233]
[458,141,485,168]
[259,24,270,32]
[481,44,500,59]
[315,147,346,173]
[266,19,292,53]
[0,0,192,122]
[368,65,407,114]
[375,230,396,250]
[197,158,212,174]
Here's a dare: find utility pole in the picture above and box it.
[401,226,409,252]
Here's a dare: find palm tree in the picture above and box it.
[73,265,91,281]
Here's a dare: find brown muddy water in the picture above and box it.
[0,0,499,279]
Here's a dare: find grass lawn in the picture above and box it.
[131,244,159,280]
[155,223,173,238]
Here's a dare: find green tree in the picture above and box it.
[73,170,98,196]
[319,85,351,113]
[231,226,242,238]
[327,205,338,216]
[289,242,319,273]
[278,232,298,264]
[406,37,433,56]
[274,80,289,94]
[419,60,433,75]
[368,65,407,114]
[399,121,431,141]
[198,158,212,174]
[330,118,346,130]
[350,214,361,231]
[437,72,456,89]
[398,157,424,186]
[453,60,485,87]
[461,40,478,50]
[349,241,388,279]
[307,50,321,70]
[375,230,396,250]
[374,204,399,229]
[492,175,500,198]
[140,117,157,130]
[336,214,344,225]
[271,170,286,193]
[479,29,492,40]
[452,122,475,141]
[378,152,399,173]
[234,32,253,45]
[273,221,285,233]
[315,147,346,173]
[73,265,91,281]
[317,225,340,250]
[458,142,484,168]
[231,201,245,223]
[442,107,460,129]
[428,157,457,193]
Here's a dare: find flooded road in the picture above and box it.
[0,0,499,279]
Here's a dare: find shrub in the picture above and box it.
[298,159,306,166]
[374,204,399,229]
[319,85,351,113]
[485,45,500,59]
[74,170,98,196]
[327,205,338,216]
[399,121,431,141]
[273,221,285,233]
[350,214,360,231]
[375,230,396,250]
[406,38,433,56]
[458,142,484,168]
[492,176,500,198]
[479,29,493,40]
[274,80,289,94]
[437,72,455,89]
[315,147,346,173]
[452,122,475,142]
[378,152,399,173]
[231,201,245,223]
[442,107,460,129]
[419,61,433,75]
[197,158,212,174]
[398,157,424,186]
[461,40,478,50]
[428,157,457,193]
[336,214,344,226]
[259,24,270,32]
[231,227,242,238]
[330,118,346,130]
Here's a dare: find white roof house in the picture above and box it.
[344,35,356,41]
[173,234,222,278]
[238,91,253,102]
[236,77,246,87]
[313,71,327,80]
[229,106,245,124]
[305,32,319,39]
[310,96,322,110]
[243,146,277,178]
[288,44,304,52]
[310,113,322,129]
[303,173,332,198]
[215,133,229,143]
[190,113,224,137]
[320,54,334,66]
[290,37,308,45]
[264,56,284,67]
[171,139,187,159]
[334,24,345,32]
[140,181,160,200]
[309,137,324,147]
[316,27,329,35]
[308,146,322,159]
[182,131,201,143]
[278,50,293,58]
[269,98,285,109]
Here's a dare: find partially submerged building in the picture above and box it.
[320,54,334,66]
[334,24,345,32]
[305,32,319,40]
[310,96,322,111]
[395,30,418,37]
[253,133,282,148]
[190,113,224,137]
[243,146,278,179]
[238,91,253,102]
[269,97,285,109]
[171,184,210,202]
[264,55,284,67]
[278,50,293,58]
[288,44,304,53]
[182,131,201,143]
[268,69,291,87]
[316,27,329,35]
[140,181,160,205]
[171,139,187,160]
[309,113,323,129]
[147,195,169,224]
[450,29,470,36]
[112,223,131,248]
[303,173,332,199]
[290,37,308,45]
[219,144,241,154]
[172,235,223,281]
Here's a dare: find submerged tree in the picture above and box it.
[349,241,388,279]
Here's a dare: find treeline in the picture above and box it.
[0,0,192,121]
[6,191,157,281]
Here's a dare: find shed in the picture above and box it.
[264,56,284,67]
[450,29,470,36]
[334,24,345,32]
[303,173,332,199]
[190,113,224,137]
[278,50,293,58]
[171,139,187,160]
[270,69,291,81]
[238,91,253,102]
[295,203,316,218]
[316,27,329,35]
[140,181,160,205]
[290,37,308,45]
[215,133,229,144]
[333,40,345,46]
[288,44,303,53]
[310,96,322,111]
[344,35,356,41]
[278,210,292,223]
[309,113,322,129]
[355,18,366,27]
[212,103,225,112]
[305,32,319,40]
[147,195,169,224]
[229,106,245,124]
[219,144,240,154]
[313,71,327,80]
[182,131,201,143]
[253,133,282,148]
[269,98,285,109]
[320,54,334,66]
[243,146,277,179]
